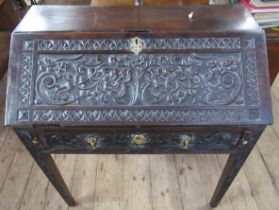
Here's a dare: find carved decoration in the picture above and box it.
[23,41,34,51]
[43,131,241,152]
[242,39,255,49]
[32,109,247,122]
[245,51,260,105]
[34,53,243,106]
[18,53,33,106]
[15,38,262,123]
[35,37,241,51]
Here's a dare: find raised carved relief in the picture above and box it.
[32,109,247,122]
[43,131,240,152]
[18,53,33,106]
[245,51,260,105]
[36,37,241,51]
[242,39,255,49]
[34,53,243,106]
[16,38,261,123]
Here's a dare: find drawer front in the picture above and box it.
[39,130,244,153]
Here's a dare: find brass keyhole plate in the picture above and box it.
[130,37,145,54]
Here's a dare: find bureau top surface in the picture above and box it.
[5,5,272,127]
[15,5,260,34]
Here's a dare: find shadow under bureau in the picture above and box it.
[5,5,272,207]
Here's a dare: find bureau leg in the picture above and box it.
[210,150,251,207]
[32,153,76,206]
[15,130,76,206]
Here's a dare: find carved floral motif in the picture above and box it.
[34,53,243,106]
[15,38,261,123]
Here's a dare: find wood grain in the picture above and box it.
[93,155,124,210]
[149,155,184,210]
[69,155,98,210]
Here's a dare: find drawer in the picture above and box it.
[37,129,247,154]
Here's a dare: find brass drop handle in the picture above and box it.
[87,137,97,150]
[133,134,145,145]
[182,135,192,150]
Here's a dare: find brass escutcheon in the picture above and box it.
[182,135,192,150]
[133,134,145,145]
[241,130,250,146]
[32,137,39,145]
[87,136,97,150]
[241,137,249,145]
[130,37,144,55]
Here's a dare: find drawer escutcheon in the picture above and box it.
[133,134,146,145]
[86,136,98,150]
[32,137,39,145]
[181,135,192,150]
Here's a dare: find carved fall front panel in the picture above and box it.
[15,38,261,123]
[34,53,243,106]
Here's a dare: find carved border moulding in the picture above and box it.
[245,51,260,106]
[31,109,248,123]
[18,53,33,106]
[34,37,241,51]
[33,53,244,106]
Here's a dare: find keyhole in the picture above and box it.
[135,39,138,44]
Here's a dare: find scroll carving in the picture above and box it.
[15,38,262,123]
[34,53,244,106]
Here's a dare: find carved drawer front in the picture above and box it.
[40,130,245,153]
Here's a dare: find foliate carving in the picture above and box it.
[34,53,243,106]
[32,109,247,123]
[18,53,33,106]
[245,51,259,105]
[15,38,262,124]
[35,37,241,51]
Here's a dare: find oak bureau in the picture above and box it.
[5,5,272,207]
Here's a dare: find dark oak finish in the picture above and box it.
[5,5,272,207]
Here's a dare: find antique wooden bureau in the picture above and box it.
[5,5,272,207]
